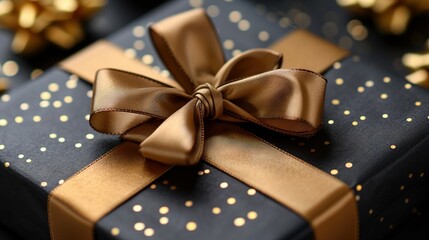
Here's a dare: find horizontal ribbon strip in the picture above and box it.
[50,9,357,240]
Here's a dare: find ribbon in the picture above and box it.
[50,9,357,240]
[90,10,326,166]
[337,0,429,35]
[402,40,429,89]
[0,0,105,54]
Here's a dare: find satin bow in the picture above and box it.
[90,9,327,166]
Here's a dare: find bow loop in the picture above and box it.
[193,83,223,119]
[90,9,327,166]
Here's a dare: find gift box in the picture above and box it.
[0,0,164,91]
[1,0,429,240]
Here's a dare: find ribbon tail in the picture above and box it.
[139,99,205,166]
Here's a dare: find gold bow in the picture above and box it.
[337,0,429,35]
[0,0,105,54]
[89,9,327,166]
[402,39,429,88]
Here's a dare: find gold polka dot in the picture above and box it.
[420,172,425,177]
[20,103,29,111]
[4,162,10,168]
[328,120,334,125]
[134,222,145,231]
[247,188,256,195]
[382,113,389,119]
[1,94,10,102]
[0,119,8,126]
[32,115,42,122]
[111,227,120,236]
[345,162,353,168]
[159,206,169,214]
[258,31,269,41]
[400,185,405,191]
[310,148,316,153]
[41,182,48,187]
[415,101,422,107]
[186,221,197,231]
[357,86,365,93]
[227,197,236,205]
[207,5,220,17]
[170,185,177,190]
[86,134,94,140]
[133,204,142,212]
[189,0,202,7]
[356,184,362,191]
[40,147,46,152]
[234,217,246,227]
[343,110,350,115]
[238,20,250,31]
[85,114,90,121]
[58,137,65,143]
[380,93,388,100]
[203,169,210,174]
[278,17,291,28]
[49,133,57,139]
[404,83,412,89]
[58,179,64,185]
[87,90,93,98]
[408,173,413,178]
[124,48,136,59]
[48,83,59,92]
[39,101,49,108]
[333,62,341,69]
[229,10,242,23]
[335,78,344,85]
[197,171,204,176]
[133,26,145,37]
[365,80,374,87]
[15,116,23,123]
[390,145,397,150]
[26,159,32,163]
[330,169,338,175]
[133,40,145,50]
[223,39,235,50]
[383,77,391,83]
[369,209,374,215]
[144,228,155,237]
[406,118,413,122]
[389,224,394,230]
[160,216,169,225]
[405,198,410,204]
[2,61,19,77]
[324,141,330,145]
[142,55,154,65]
[331,99,340,105]
[380,217,384,222]
[150,184,156,189]
[40,91,51,100]
[162,180,169,185]
[18,154,24,159]
[360,116,366,121]
[247,211,258,220]
[220,182,228,189]
[232,49,242,57]
[64,96,73,103]
[67,80,78,89]
[352,121,358,126]
[59,115,69,122]
[53,101,62,108]
[212,207,221,214]
[0,144,5,150]
[185,201,193,207]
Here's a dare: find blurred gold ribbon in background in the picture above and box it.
[0,0,105,54]
[402,39,429,89]
[337,0,429,35]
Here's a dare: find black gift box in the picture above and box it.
[1,0,429,239]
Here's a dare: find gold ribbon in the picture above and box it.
[50,9,357,240]
[337,0,429,35]
[0,0,105,54]
[402,40,429,89]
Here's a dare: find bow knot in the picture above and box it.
[193,83,223,119]
[90,9,327,166]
